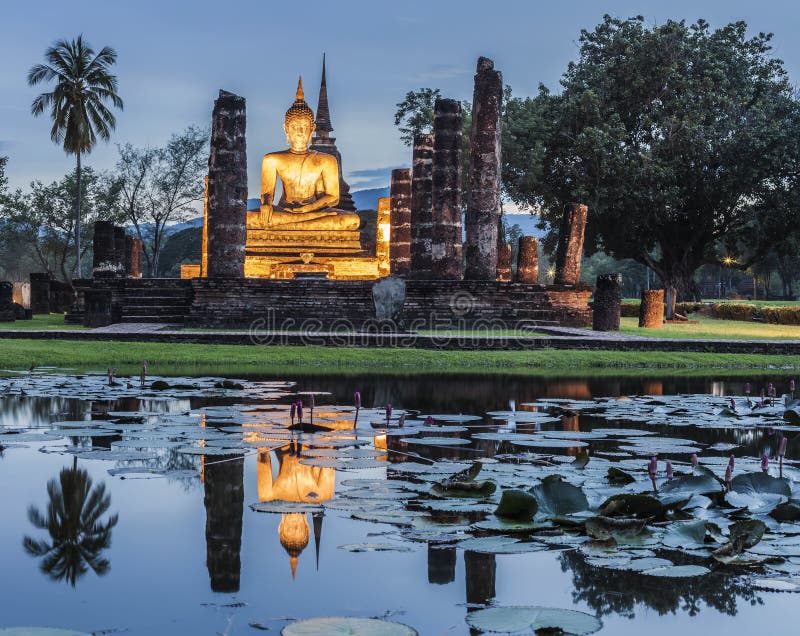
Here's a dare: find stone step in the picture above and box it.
[120,314,187,323]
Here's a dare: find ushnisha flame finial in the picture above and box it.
[285,76,314,125]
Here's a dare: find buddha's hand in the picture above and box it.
[259,205,273,226]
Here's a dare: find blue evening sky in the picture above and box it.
[1,0,799,202]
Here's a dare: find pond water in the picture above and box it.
[1,372,799,635]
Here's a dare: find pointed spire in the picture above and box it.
[315,54,333,134]
[313,511,324,571]
[296,76,304,101]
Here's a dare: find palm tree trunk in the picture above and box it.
[76,152,82,279]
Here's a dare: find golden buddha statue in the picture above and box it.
[247,78,360,232]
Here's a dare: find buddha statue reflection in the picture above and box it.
[247,78,360,232]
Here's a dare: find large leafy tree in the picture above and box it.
[504,16,798,314]
[116,126,208,276]
[27,35,123,278]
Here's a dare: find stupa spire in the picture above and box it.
[315,54,333,134]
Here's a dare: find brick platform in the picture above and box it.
[78,277,592,330]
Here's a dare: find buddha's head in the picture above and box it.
[284,77,315,152]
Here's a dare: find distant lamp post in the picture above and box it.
[721,256,735,297]
[546,267,556,282]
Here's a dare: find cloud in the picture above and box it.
[346,165,403,189]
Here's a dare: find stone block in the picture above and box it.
[639,289,664,328]
[516,237,539,283]
[372,276,406,324]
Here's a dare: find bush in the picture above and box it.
[711,303,756,321]
[621,302,640,317]
[761,306,800,325]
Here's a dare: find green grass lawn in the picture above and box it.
[0,313,85,330]
[1,338,799,377]
[619,315,800,340]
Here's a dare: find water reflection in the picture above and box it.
[560,550,763,618]
[258,444,333,577]
[203,454,244,593]
[23,462,118,587]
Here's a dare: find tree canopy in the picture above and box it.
[504,16,800,309]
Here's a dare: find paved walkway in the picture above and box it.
[0,323,798,353]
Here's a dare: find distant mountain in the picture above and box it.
[352,187,389,211]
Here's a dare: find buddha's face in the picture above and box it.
[284,117,315,152]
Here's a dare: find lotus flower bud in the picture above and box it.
[729,398,736,411]
[310,394,315,409]
[648,456,657,477]
[691,453,698,467]
[745,382,751,395]
[791,379,796,393]
[354,391,361,409]
[761,453,769,473]
[290,402,297,420]
[779,436,788,457]
[666,461,674,480]
[425,415,435,426]
[386,404,392,417]
[725,464,732,487]
[297,402,303,421]
[728,454,735,471]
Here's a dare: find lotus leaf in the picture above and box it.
[465,606,602,635]
[282,617,418,635]
[495,489,539,520]
[530,475,590,519]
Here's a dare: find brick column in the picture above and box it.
[639,289,664,328]
[554,202,588,285]
[430,99,463,280]
[29,273,51,314]
[593,273,621,331]
[125,236,142,278]
[516,236,539,283]
[207,90,247,278]
[92,221,121,277]
[389,168,412,276]
[496,242,512,282]
[465,57,503,280]
[410,134,434,278]
[201,175,209,277]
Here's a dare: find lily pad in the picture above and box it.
[530,475,590,518]
[465,606,602,635]
[337,543,412,553]
[495,489,538,520]
[0,630,93,636]
[282,617,418,635]
[640,565,711,578]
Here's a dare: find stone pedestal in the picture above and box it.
[29,273,51,314]
[207,90,247,278]
[516,237,539,283]
[431,99,463,280]
[465,57,503,280]
[593,273,622,331]
[496,243,512,282]
[389,168,412,276]
[125,236,142,278]
[639,289,664,328]
[83,289,114,327]
[0,281,14,322]
[554,202,588,285]
[410,134,434,278]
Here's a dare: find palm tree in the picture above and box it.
[27,35,123,279]
[23,464,118,586]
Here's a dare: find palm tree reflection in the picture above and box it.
[23,463,118,587]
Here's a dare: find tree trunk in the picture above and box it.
[664,285,677,320]
[75,152,82,279]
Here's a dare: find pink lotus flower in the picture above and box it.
[425,415,435,426]
[761,453,769,473]
[666,461,674,480]
[354,391,361,410]
[691,453,698,467]
[648,456,657,476]
[779,436,788,457]
[290,402,297,421]
[745,382,751,395]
